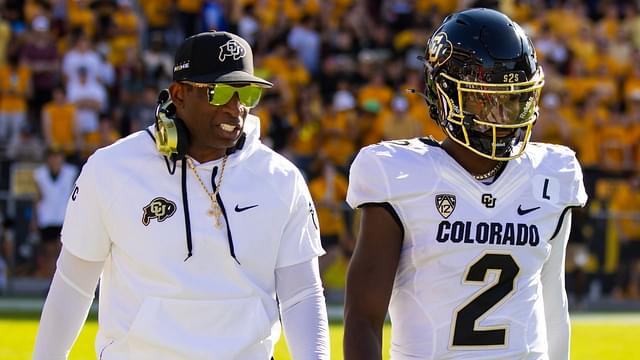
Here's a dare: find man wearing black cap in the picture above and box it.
[34,31,330,359]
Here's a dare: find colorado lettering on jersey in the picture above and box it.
[436,221,540,246]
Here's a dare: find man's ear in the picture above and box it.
[168,83,185,109]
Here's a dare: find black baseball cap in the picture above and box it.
[173,31,273,88]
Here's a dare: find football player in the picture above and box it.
[344,8,586,360]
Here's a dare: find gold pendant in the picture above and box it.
[207,207,222,228]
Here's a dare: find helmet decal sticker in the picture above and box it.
[428,32,453,67]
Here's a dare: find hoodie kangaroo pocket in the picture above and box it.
[126,296,272,360]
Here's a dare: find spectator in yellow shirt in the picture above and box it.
[67,0,95,38]
[358,72,393,109]
[42,87,81,160]
[177,0,203,37]
[109,0,141,67]
[0,53,32,144]
[382,94,423,140]
[81,114,121,162]
[141,0,172,34]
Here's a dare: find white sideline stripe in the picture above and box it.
[2,298,639,323]
[0,298,346,321]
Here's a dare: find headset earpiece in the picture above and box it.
[172,117,190,159]
[154,89,190,159]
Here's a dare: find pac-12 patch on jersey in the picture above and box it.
[435,193,456,218]
[142,197,177,226]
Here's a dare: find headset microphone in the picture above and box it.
[157,88,170,104]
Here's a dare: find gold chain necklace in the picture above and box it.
[187,155,228,228]
[473,161,504,181]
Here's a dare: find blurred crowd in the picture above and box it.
[0,0,638,305]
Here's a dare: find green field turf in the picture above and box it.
[1,312,639,359]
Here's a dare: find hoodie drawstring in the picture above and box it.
[211,167,240,264]
[181,158,194,261]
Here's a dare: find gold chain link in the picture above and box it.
[187,155,228,228]
[473,161,504,181]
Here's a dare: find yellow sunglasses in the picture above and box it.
[182,81,263,108]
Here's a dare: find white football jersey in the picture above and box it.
[61,115,324,359]
[347,138,587,360]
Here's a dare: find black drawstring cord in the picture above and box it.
[211,167,240,265]
[166,155,177,174]
[181,158,193,261]
[217,193,239,265]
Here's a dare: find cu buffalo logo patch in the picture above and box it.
[435,194,456,219]
[219,40,246,62]
[428,32,453,67]
[142,197,177,226]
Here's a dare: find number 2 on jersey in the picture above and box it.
[450,252,520,348]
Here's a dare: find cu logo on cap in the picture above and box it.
[219,40,246,62]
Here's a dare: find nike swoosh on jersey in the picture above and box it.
[517,205,541,215]
[235,204,259,212]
